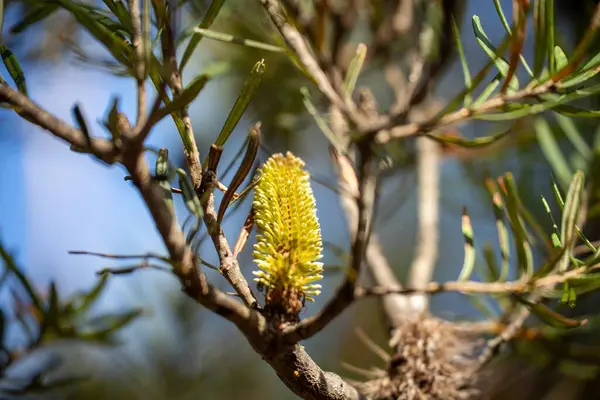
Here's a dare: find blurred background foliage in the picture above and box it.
[3,0,600,399]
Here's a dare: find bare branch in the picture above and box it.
[0,84,118,164]
[404,137,440,314]
[373,81,556,143]
[160,4,202,188]
[201,173,259,308]
[355,262,600,297]
[258,0,358,122]
[331,146,409,328]
[129,0,146,125]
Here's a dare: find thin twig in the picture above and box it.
[476,306,530,368]
[258,0,359,122]
[331,146,409,328]
[129,0,146,125]
[373,81,557,143]
[97,263,171,275]
[0,84,118,164]
[355,263,600,297]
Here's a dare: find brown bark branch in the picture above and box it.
[356,262,600,297]
[0,84,119,164]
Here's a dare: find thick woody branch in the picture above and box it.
[404,137,440,315]
[0,84,119,164]
[331,146,408,329]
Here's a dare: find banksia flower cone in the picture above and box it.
[252,152,323,320]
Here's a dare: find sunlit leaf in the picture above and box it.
[516,296,586,328]
[472,15,519,92]
[176,169,202,217]
[535,116,571,188]
[458,207,476,281]
[213,59,265,148]
[0,44,27,94]
[180,0,227,71]
[503,173,534,276]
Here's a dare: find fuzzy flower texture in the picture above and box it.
[252,152,323,317]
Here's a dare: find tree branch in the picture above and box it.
[355,262,600,297]
[372,81,557,143]
[404,136,440,314]
[330,145,409,329]
[0,84,119,164]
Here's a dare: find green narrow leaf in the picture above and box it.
[515,296,586,328]
[481,243,500,282]
[533,0,547,76]
[560,51,600,88]
[10,5,59,34]
[180,0,227,71]
[551,175,565,209]
[541,195,561,248]
[554,45,568,71]
[433,30,513,119]
[458,207,476,281]
[301,87,346,152]
[82,309,144,340]
[558,170,585,272]
[343,43,367,95]
[492,0,512,34]
[213,60,265,148]
[176,169,202,217]
[0,44,27,94]
[485,179,510,281]
[560,282,577,307]
[142,0,151,78]
[467,292,499,320]
[156,148,174,212]
[101,0,132,33]
[103,97,121,141]
[217,123,260,224]
[471,75,500,106]
[555,113,592,160]
[74,274,109,313]
[547,0,556,73]
[153,74,209,122]
[58,0,133,65]
[72,104,91,143]
[503,173,535,276]
[0,245,43,313]
[190,28,284,53]
[451,16,472,106]
[425,128,509,149]
[535,117,572,188]
[472,15,519,92]
[45,281,60,331]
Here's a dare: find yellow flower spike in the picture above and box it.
[252,152,323,320]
